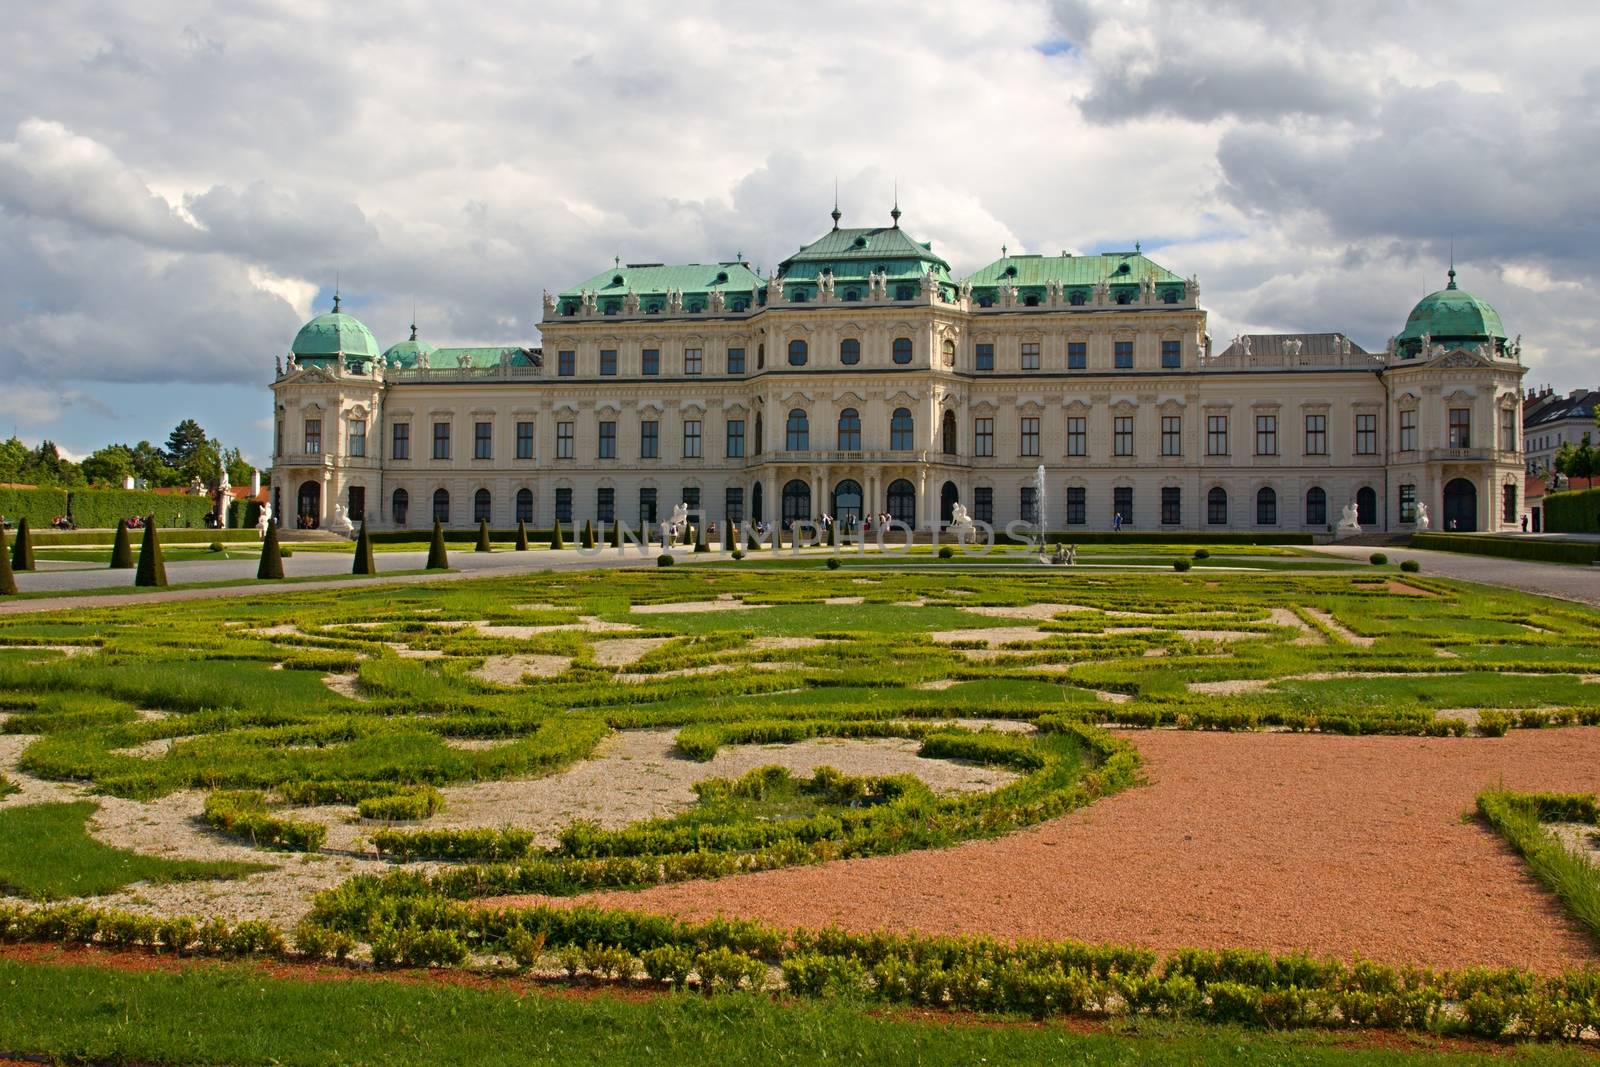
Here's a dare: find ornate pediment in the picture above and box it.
[1430,349,1490,371]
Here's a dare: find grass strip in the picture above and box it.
[1476,789,1600,945]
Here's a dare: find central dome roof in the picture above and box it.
[381,323,437,369]
[1395,270,1505,345]
[291,294,380,364]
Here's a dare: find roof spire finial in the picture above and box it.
[831,178,841,230]
[1447,240,1456,289]
[1135,239,1141,253]
[1001,244,1008,258]
[890,180,901,228]
[332,270,341,314]
[410,296,417,341]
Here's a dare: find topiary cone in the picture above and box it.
[426,520,450,570]
[609,519,623,548]
[257,520,285,579]
[515,520,529,551]
[134,517,167,587]
[476,519,492,553]
[581,519,595,549]
[109,519,134,569]
[11,517,34,571]
[550,521,565,550]
[352,521,375,575]
[722,522,734,551]
[0,526,17,595]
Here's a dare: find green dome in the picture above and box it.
[1395,270,1505,347]
[381,324,437,369]
[291,294,380,365]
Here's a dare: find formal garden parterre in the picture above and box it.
[2,558,1600,1048]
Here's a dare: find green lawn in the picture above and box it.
[0,801,269,900]
[0,957,1591,1067]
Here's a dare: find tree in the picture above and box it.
[83,444,137,486]
[1554,435,1597,487]
[0,437,26,483]
[222,446,254,488]
[164,419,210,469]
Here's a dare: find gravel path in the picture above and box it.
[488,729,1600,972]
[1316,544,1600,607]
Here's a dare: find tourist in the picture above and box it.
[1113,511,1123,533]
[1520,515,1528,533]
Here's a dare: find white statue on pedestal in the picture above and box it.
[327,503,355,539]
[666,502,690,542]
[1415,502,1431,532]
[256,502,273,539]
[1335,502,1362,539]
[948,501,973,541]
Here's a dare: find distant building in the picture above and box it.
[1523,386,1598,478]
[270,210,1528,535]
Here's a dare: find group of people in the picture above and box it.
[1042,543,1079,566]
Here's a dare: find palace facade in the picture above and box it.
[270,210,1528,536]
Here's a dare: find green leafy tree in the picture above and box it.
[82,444,138,486]
[1554,435,1596,487]
[222,446,254,488]
[0,437,26,483]
[164,419,210,469]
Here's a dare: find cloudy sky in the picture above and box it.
[2,0,1596,466]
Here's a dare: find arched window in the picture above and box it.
[1356,486,1377,525]
[837,408,861,451]
[786,409,809,451]
[757,343,765,369]
[887,479,916,525]
[839,338,860,365]
[297,481,320,528]
[1207,487,1227,525]
[890,408,914,451]
[1162,289,1179,304]
[1256,487,1277,525]
[1305,486,1327,526]
[1069,291,1087,306]
[781,479,811,525]
[978,296,994,308]
[833,480,862,524]
[1115,291,1133,305]
[892,337,913,364]
[788,339,808,366]
[790,288,808,303]
[941,339,956,366]
[1023,294,1039,307]
[941,409,957,455]
[515,488,534,523]
[843,289,861,302]
[433,488,450,524]
[391,488,409,527]
[473,488,491,524]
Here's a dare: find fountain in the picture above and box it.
[1032,464,1048,552]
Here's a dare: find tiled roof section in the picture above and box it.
[962,252,1182,288]
[780,226,951,272]
[559,262,763,300]
[1524,390,1600,429]
[1214,333,1370,359]
[422,346,539,370]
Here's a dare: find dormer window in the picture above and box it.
[1069,291,1087,306]
[1023,294,1040,306]
[715,271,729,283]
[1162,290,1179,304]
[611,274,624,286]
[978,296,994,308]
[1004,265,1018,278]
[853,236,868,249]
[1116,291,1133,305]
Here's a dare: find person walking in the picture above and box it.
[1113,511,1123,533]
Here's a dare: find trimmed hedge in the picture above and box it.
[202,790,326,851]
[1543,487,1600,534]
[31,528,261,546]
[0,487,215,530]
[370,528,557,544]
[1410,533,1600,565]
[1036,531,1313,546]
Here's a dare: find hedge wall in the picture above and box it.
[371,528,558,544]
[1409,533,1600,565]
[0,487,213,530]
[1543,488,1600,534]
[31,529,262,547]
[1036,531,1314,546]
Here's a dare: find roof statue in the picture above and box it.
[542,289,557,315]
[1284,338,1303,357]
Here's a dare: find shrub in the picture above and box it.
[642,944,695,989]
[109,520,134,569]
[826,557,841,570]
[1542,486,1600,534]
[694,946,767,994]
[1411,532,1600,564]
[293,920,355,961]
[208,542,224,552]
[504,926,547,969]
[0,528,15,596]
[257,522,284,579]
[426,521,450,570]
[1193,548,1210,559]
[1477,711,1511,737]
[1173,559,1191,572]
[782,952,871,998]
[731,549,744,561]
[279,547,294,558]
[357,785,445,821]
[203,791,326,851]
[1369,553,1388,565]
[134,521,167,588]
[352,522,375,575]
[657,553,675,567]
[1400,559,1420,573]
[938,545,954,560]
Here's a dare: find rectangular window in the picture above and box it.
[726,347,745,374]
[1114,340,1133,369]
[682,419,702,459]
[1067,416,1086,457]
[1161,415,1182,457]
[974,487,993,524]
[275,418,283,456]
[348,486,365,523]
[1113,486,1133,525]
[684,348,703,375]
[726,418,745,458]
[391,422,410,460]
[1113,415,1134,457]
[1500,408,1516,452]
[1305,413,1327,456]
[1355,413,1377,455]
[1020,487,1038,526]
[598,421,616,459]
[1399,484,1416,523]
[725,487,744,524]
[975,343,994,371]
[432,421,450,460]
[1400,410,1417,452]
[639,488,657,525]
[558,350,575,377]
[303,419,322,454]
[1067,341,1086,370]
[1161,486,1181,525]
[1255,414,1278,456]
[1208,489,1228,526]
[556,421,573,460]
[516,421,534,460]
[683,487,700,513]
[1448,407,1471,448]
[599,349,617,376]
[474,421,492,460]
[1066,486,1086,525]
[596,488,614,523]
[1161,339,1181,369]
[640,420,659,459]
[974,418,994,457]
[641,348,660,376]
[1207,414,1228,456]
[1020,416,1040,457]
[347,419,366,458]
[555,487,572,524]
[1503,483,1518,522]
[1020,342,1040,371]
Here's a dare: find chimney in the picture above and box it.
[250,469,261,496]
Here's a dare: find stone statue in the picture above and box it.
[1284,337,1303,358]
[1092,280,1109,305]
[667,288,683,313]
[959,280,973,304]
[708,288,725,312]
[542,289,557,316]
[457,352,472,369]
[219,471,231,500]
[1185,275,1200,301]
[275,355,283,376]
[327,503,355,539]
[286,353,298,370]
[1139,275,1156,303]
[256,502,273,539]
[1335,501,1362,539]
[948,502,973,540]
[1415,502,1431,532]
[998,282,1018,308]
[1420,332,1432,358]
[666,502,690,541]
[580,290,597,315]
[623,287,640,314]
[766,273,783,303]
[923,266,940,300]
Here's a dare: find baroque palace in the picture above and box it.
[270,208,1528,536]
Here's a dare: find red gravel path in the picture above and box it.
[486,729,1600,972]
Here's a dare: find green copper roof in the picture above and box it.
[419,346,538,370]
[1395,270,1506,344]
[381,324,437,369]
[559,261,763,300]
[779,225,952,274]
[962,252,1182,288]
[291,294,380,363]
